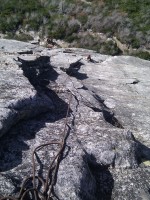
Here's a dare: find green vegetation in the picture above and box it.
[5,32,34,41]
[131,51,150,61]
[104,0,150,34]
[0,0,149,59]
[0,0,46,32]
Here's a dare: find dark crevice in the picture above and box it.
[136,140,150,165]
[18,56,58,90]
[90,107,102,112]
[126,79,140,85]
[0,56,61,138]
[102,109,124,129]
[0,56,72,173]
[93,93,105,104]
[89,165,114,200]
[60,60,88,80]
[131,80,140,84]
[80,154,114,200]
[18,50,33,55]
[79,85,89,90]
[92,93,124,129]
[18,55,71,119]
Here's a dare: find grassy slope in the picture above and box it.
[0,0,149,59]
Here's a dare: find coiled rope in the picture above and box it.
[0,90,72,200]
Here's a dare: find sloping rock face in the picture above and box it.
[0,47,54,138]
[0,39,150,200]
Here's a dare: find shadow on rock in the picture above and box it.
[61,61,88,80]
[80,154,114,200]
[102,109,124,129]
[0,105,69,173]
[136,140,150,164]
[18,55,71,119]
[0,56,71,172]
[18,56,58,90]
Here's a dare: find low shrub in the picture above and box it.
[131,51,150,61]
[5,33,33,42]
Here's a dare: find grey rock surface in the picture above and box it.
[0,39,44,53]
[0,40,150,199]
[0,53,54,138]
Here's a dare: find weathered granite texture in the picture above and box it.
[0,53,54,138]
[0,40,150,199]
[0,39,44,54]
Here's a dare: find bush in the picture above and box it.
[66,34,78,43]
[131,51,150,61]
[5,33,33,42]
[131,38,140,49]
[77,12,88,25]
[99,40,121,55]
[67,19,80,35]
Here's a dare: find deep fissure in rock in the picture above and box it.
[80,154,114,200]
[18,56,58,89]
[102,109,124,129]
[60,60,88,80]
[18,56,72,118]
[93,94,124,129]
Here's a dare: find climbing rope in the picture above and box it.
[0,90,72,200]
[0,62,125,200]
